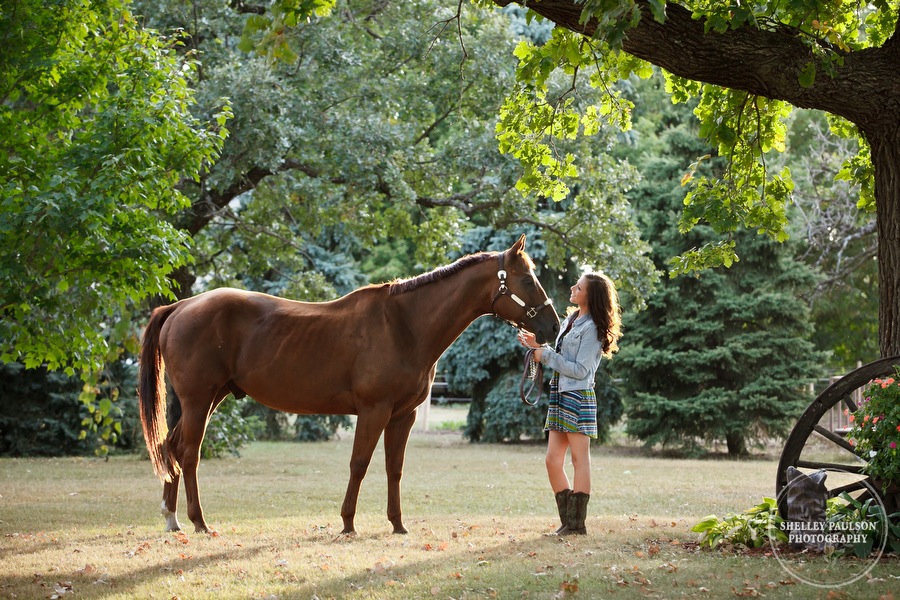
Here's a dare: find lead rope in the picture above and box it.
[520,347,544,407]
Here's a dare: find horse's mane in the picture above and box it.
[387,252,496,296]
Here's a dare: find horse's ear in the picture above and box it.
[511,234,526,254]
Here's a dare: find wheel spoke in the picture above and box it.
[841,393,857,414]
[827,479,871,498]
[812,424,858,455]
[796,459,865,474]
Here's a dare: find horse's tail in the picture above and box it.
[139,303,180,482]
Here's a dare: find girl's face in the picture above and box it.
[569,276,589,307]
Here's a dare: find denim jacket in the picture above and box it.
[539,313,602,393]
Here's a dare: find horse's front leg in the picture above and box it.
[341,408,391,535]
[383,409,417,534]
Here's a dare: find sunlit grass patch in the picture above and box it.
[1,436,896,599]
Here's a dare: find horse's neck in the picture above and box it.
[392,259,496,364]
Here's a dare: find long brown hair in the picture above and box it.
[567,272,622,358]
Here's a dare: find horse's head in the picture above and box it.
[493,235,561,344]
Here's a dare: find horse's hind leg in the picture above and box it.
[179,402,216,533]
[159,421,183,531]
[161,388,184,531]
[384,409,417,534]
[162,474,182,531]
[165,383,224,534]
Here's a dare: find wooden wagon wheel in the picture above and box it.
[776,355,900,518]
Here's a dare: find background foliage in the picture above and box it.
[610,74,827,455]
[0,0,229,377]
[0,0,882,457]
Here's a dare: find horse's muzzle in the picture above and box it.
[532,317,560,345]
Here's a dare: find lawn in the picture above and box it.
[1,430,896,599]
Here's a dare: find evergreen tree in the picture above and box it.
[612,74,827,456]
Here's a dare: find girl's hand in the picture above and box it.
[518,330,544,362]
[517,331,544,361]
[517,330,538,349]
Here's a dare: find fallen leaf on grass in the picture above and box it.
[371,559,395,574]
[732,586,761,597]
[50,581,73,599]
[421,541,450,551]
[125,541,152,557]
[658,562,677,574]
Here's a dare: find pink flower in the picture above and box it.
[890,442,897,449]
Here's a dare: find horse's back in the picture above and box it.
[157,287,405,414]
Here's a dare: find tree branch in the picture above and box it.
[182,160,346,236]
[495,0,900,129]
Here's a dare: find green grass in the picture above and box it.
[1,435,896,599]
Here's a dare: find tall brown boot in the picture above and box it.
[559,492,589,536]
[553,489,571,534]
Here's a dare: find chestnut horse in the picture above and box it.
[139,235,559,535]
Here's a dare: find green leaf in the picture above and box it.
[799,61,816,87]
[647,0,667,23]
[691,515,721,532]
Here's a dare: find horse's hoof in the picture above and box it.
[392,526,408,535]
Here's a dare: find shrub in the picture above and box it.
[203,397,265,458]
[848,370,900,488]
[465,366,623,443]
[0,362,140,456]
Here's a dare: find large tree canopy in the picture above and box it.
[480,0,898,356]
[0,0,229,375]
[253,0,898,356]
[142,0,656,302]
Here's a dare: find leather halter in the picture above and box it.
[491,254,554,330]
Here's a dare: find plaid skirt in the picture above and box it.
[544,373,598,439]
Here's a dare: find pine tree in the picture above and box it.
[612,74,827,456]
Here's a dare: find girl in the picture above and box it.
[518,272,622,535]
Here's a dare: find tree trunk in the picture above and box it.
[868,124,900,357]
[725,431,747,457]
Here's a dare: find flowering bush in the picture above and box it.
[848,370,900,487]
